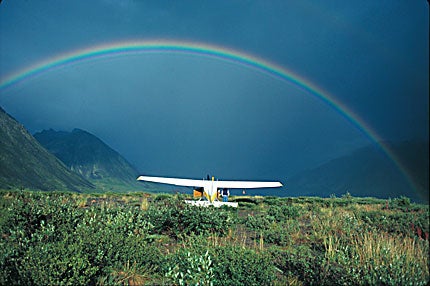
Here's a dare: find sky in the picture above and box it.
[0,1,428,185]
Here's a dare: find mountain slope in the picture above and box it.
[34,129,140,187]
[287,142,429,203]
[0,107,94,191]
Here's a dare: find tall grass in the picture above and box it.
[311,206,429,285]
[348,231,429,285]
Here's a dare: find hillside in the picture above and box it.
[0,106,93,191]
[287,142,429,203]
[34,128,141,190]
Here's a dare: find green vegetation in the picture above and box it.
[34,129,140,186]
[0,107,94,192]
[1,190,428,285]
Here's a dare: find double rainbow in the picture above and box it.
[0,39,419,194]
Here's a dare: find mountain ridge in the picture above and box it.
[0,106,94,191]
[34,128,141,187]
[286,141,429,203]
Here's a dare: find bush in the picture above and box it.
[267,204,302,221]
[144,201,236,238]
[358,209,429,238]
[164,238,276,286]
[20,240,98,285]
[244,213,272,231]
[1,190,427,285]
[212,246,275,285]
[271,245,326,285]
[263,219,300,246]
[166,250,215,286]
[244,205,301,246]
[0,191,163,284]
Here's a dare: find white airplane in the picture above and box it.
[137,175,283,207]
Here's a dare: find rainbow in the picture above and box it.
[0,39,420,195]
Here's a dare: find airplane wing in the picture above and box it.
[214,180,282,189]
[137,175,210,188]
[137,175,282,189]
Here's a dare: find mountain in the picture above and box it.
[0,106,94,191]
[34,128,140,189]
[287,142,429,203]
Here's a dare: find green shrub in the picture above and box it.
[166,250,215,286]
[271,245,325,285]
[358,209,429,238]
[244,205,301,246]
[1,191,427,285]
[0,191,163,284]
[271,245,358,286]
[145,202,236,238]
[263,219,300,246]
[164,239,275,286]
[244,213,272,231]
[267,204,302,221]
[212,246,275,285]
[389,196,411,209]
[20,240,98,285]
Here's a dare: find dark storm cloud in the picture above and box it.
[0,0,428,181]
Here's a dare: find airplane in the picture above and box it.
[137,175,283,207]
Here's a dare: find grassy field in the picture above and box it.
[0,190,428,285]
